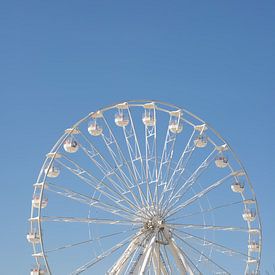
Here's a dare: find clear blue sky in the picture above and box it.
[0,0,274,274]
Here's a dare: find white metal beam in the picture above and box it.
[168,238,194,275]
[108,231,145,275]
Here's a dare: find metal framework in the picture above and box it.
[28,100,262,275]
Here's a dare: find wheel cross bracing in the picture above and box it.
[28,100,262,275]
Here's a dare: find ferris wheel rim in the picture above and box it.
[29,99,262,274]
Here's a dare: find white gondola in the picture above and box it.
[32,196,48,209]
[27,232,40,244]
[215,156,228,168]
[248,241,260,252]
[44,165,60,178]
[231,182,244,193]
[142,103,156,126]
[30,268,47,275]
[88,121,103,136]
[169,121,183,134]
[169,110,183,134]
[142,113,155,126]
[194,135,207,148]
[242,209,256,222]
[115,113,129,127]
[63,138,79,153]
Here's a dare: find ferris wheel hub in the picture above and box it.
[143,217,165,230]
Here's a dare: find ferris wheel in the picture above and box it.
[28,100,262,275]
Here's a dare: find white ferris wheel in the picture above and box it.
[28,100,262,275]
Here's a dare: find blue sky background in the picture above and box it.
[0,0,274,274]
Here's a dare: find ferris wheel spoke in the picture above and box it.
[75,130,149,215]
[71,231,142,274]
[101,114,148,212]
[171,140,212,198]
[123,106,145,183]
[165,172,233,218]
[46,182,136,220]
[160,125,200,203]
[56,156,123,200]
[55,156,146,218]
[166,199,245,222]
[151,110,159,208]
[143,105,158,209]
[161,147,216,217]
[101,116,137,189]
[44,158,147,222]
[44,228,135,254]
[157,115,178,204]
[40,216,141,226]
[173,232,231,274]
[174,229,256,260]
[74,131,146,207]
[120,106,151,210]
[168,223,252,233]
[162,127,196,195]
